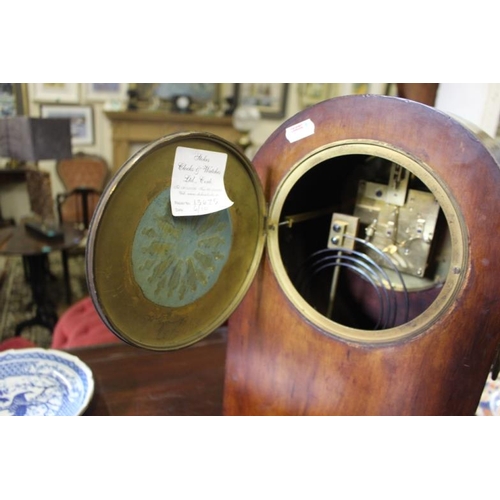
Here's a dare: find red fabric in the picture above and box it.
[51,296,121,349]
[0,337,37,352]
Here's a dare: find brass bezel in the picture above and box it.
[266,140,468,344]
[86,132,267,350]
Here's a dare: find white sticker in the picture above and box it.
[171,146,234,216]
[285,119,315,143]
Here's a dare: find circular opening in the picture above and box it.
[267,141,467,344]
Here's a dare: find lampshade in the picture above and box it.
[0,117,72,162]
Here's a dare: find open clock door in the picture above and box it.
[86,132,266,350]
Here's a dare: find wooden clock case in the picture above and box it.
[87,94,500,416]
[223,95,500,416]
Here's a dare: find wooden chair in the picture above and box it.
[57,152,109,190]
[56,154,109,303]
[56,187,102,231]
[56,153,109,228]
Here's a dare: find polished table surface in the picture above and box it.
[0,223,84,334]
[68,327,227,416]
[0,222,83,256]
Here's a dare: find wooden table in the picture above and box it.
[0,223,83,335]
[69,327,228,416]
[0,168,27,185]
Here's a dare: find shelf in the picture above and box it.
[105,111,242,173]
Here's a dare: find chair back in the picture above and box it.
[56,153,109,228]
[57,152,109,191]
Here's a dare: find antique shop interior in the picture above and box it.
[1,82,500,417]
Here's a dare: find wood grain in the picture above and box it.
[70,327,227,416]
[223,95,500,416]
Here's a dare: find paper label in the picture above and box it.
[285,119,315,143]
[171,146,234,216]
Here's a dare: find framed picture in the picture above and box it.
[154,83,218,103]
[40,104,94,146]
[132,83,221,111]
[0,83,28,116]
[234,83,288,119]
[32,83,79,103]
[298,83,333,109]
[337,83,391,96]
[297,83,394,109]
[83,83,129,101]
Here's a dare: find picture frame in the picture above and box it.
[132,83,221,111]
[298,83,333,109]
[83,83,129,102]
[234,83,288,119]
[32,83,79,103]
[154,83,219,103]
[298,83,395,109]
[40,104,94,146]
[337,83,392,96]
[0,83,29,116]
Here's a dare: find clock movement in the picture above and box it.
[87,94,500,415]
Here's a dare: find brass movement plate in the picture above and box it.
[86,132,266,350]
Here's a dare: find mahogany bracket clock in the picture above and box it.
[87,95,500,415]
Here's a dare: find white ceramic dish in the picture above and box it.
[476,374,500,416]
[0,348,94,416]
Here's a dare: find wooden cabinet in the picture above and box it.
[105,111,242,173]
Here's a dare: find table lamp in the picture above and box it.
[0,117,72,237]
[0,119,9,158]
[232,104,261,157]
[0,116,72,168]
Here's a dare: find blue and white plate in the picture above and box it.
[0,348,94,416]
[477,374,500,416]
